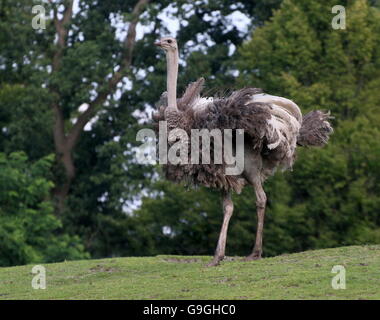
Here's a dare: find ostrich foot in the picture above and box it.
[205,256,223,267]
[243,251,262,261]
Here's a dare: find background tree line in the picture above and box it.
[0,0,379,267]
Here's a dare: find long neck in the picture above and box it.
[166,49,178,110]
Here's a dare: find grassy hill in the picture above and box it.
[0,245,379,300]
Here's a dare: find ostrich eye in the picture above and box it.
[167,39,172,44]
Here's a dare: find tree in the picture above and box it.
[0,152,88,267]
[47,0,150,213]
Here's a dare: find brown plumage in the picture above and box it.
[152,37,333,266]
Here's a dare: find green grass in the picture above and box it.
[0,245,379,299]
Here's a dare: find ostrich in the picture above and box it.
[152,37,333,267]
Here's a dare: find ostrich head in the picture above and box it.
[154,37,178,52]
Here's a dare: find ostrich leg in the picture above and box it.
[206,190,234,267]
[245,179,267,260]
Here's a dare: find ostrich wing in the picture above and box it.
[210,88,302,156]
[251,93,302,123]
[210,88,272,149]
[178,77,205,111]
[153,77,204,111]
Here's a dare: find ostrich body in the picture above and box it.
[153,37,333,266]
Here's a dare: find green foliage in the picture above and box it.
[0,152,88,267]
[238,0,380,120]
[0,84,53,160]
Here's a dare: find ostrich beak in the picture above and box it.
[154,40,162,47]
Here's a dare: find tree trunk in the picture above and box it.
[53,147,76,215]
[48,0,149,215]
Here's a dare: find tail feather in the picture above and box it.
[297,110,333,147]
